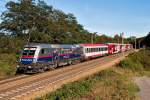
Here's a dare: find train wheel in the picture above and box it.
[38,68,44,73]
[15,68,26,74]
[68,61,72,65]
[51,61,58,69]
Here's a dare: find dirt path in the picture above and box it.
[134,76,150,100]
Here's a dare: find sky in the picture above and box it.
[1,0,150,38]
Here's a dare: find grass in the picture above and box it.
[119,49,150,76]
[0,53,17,79]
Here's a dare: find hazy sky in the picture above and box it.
[1,0,150,37]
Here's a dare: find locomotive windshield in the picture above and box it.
[22,47,36,56]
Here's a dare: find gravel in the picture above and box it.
[134,76,150,100]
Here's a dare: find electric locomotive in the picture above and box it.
[16,43,83,73]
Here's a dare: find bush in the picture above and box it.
[36,79,92,100]
[0,62,15,76]
[119,58,143,71]
[0,53,17,78]
[119,49,150,71]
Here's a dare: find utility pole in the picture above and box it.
[121,32,124,57]
[91,32,97,44]
[135,37,136,50]
[138,41,140,49]
[91,33,93,44]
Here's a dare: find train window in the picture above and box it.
[92,48,93,52]
[94,48,96,52]
[100,48,103,51]
[99,48,101,51]
[102,48,104,51]
[97,48,99,52]
[85,48,88,53]
[41,49,45,54]
[90,48,91,53]
[86,48,88,53]
[22,50,28,55]
[89,48,91,52]
[22,50,35,56]
[106,47,108,51]
[104,48,106,51]
[87,48,89,53]
[28,50,36,56]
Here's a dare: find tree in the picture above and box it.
[141,32,150,47]
[114,34,121,43]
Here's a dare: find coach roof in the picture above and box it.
[80,44,107,47]
[24,43,80,49]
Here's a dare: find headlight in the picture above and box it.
[28,66,32,68]
[16,65,20,68]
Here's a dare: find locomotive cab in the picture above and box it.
[16,46,39,73]
[20,47,37,64]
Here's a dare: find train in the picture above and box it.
[16,43,132,73]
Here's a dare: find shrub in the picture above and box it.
[40,79,92,100]
[0,53,16,78]
[119,49,150,71]
[119,58,143,71]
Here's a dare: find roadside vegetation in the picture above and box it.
[36,49,150,100]
[119,48,150,76]
[0,53,16,79]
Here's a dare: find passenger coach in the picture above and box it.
[80,44,108,59]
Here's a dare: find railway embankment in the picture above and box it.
[36,49,150,100]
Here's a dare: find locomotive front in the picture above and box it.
[16,45,39,73]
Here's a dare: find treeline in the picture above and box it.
[0,0,132,53]
[140,32,150,47]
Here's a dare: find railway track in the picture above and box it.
[0,75,30,85]
[0,51,132,100]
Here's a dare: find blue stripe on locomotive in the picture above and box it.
[37,57,53,62]
[37,53,81,63]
